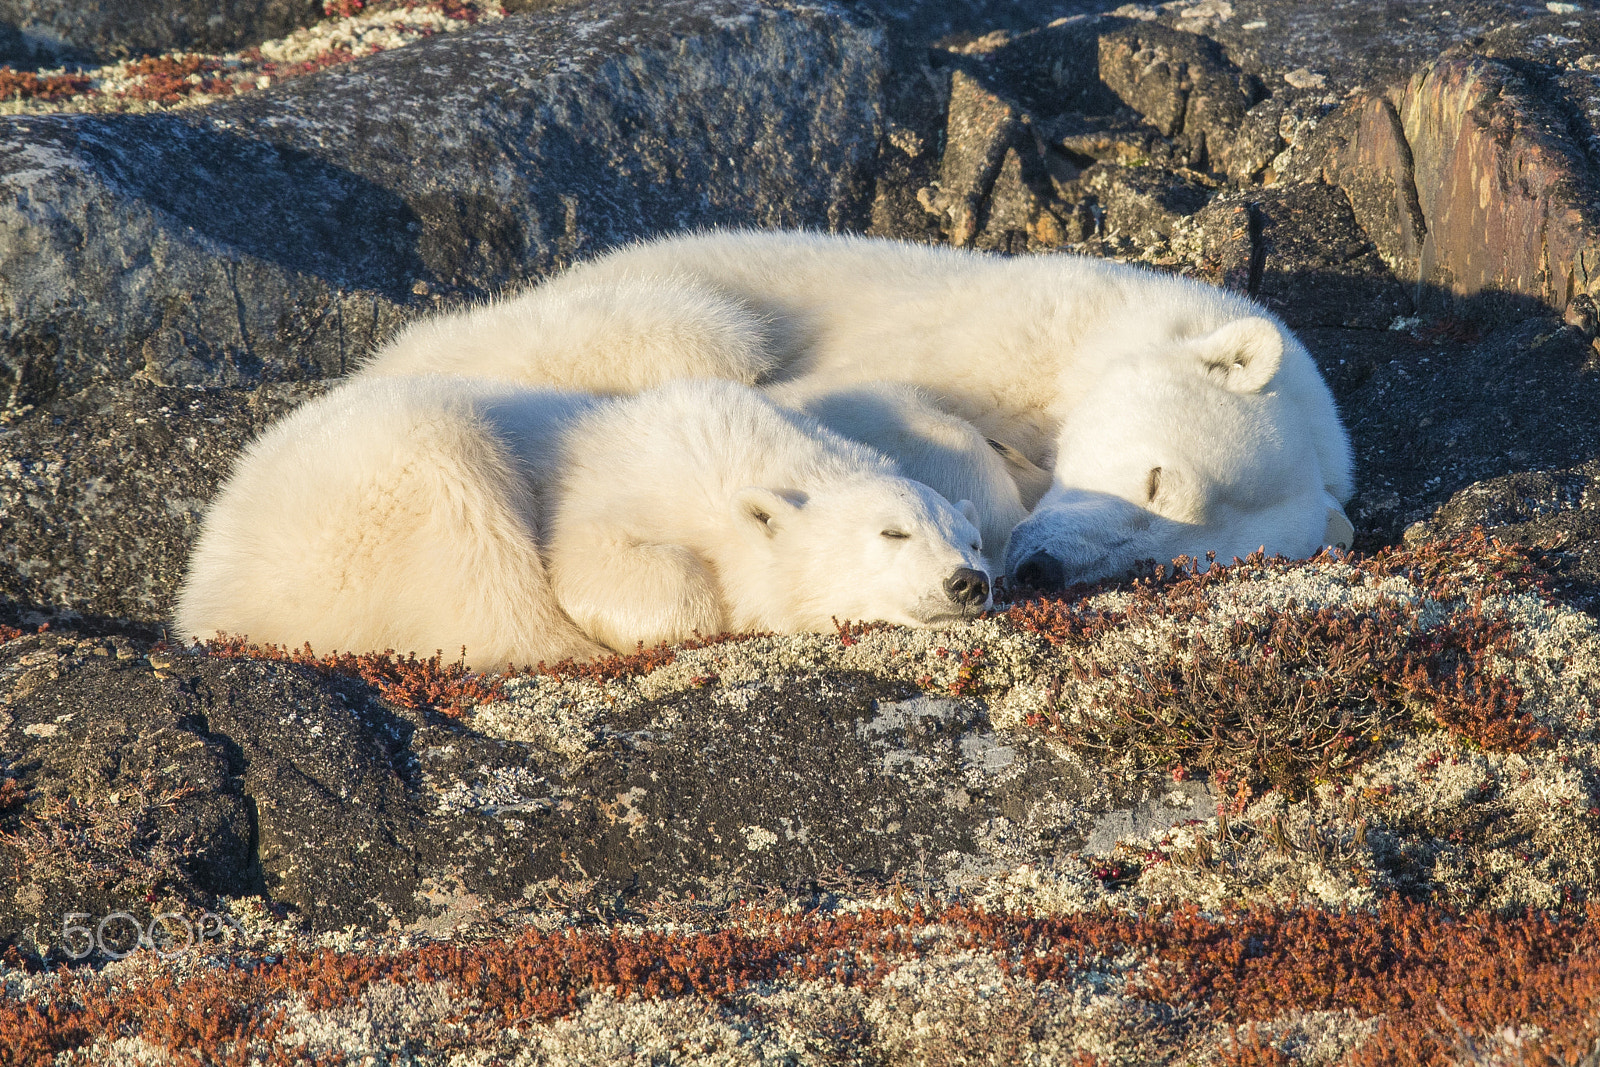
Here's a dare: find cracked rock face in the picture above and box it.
[0,0,885,409]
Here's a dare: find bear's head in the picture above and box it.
[732,475,993,631]
[1005,316,1354,589]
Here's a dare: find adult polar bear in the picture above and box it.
[362,230,1355,588]
[174,376,992,668]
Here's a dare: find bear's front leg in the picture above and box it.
[550,535,725,652]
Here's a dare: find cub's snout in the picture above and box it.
[944,566,990,607]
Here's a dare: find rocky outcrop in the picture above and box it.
[6,540,1600,1062]
[0,0,324,65]
[0,381,323,630]
[1319,55,1600,320]
[0,0,885,411]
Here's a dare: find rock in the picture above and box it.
[0,0,887,410]
[1096,20,1261,174]
[1397,55,1600,319]
[919,67,1023,247]
[1180,182,1411,329]
[1314,53,1600,321]
[1304,316,1600,546]
[0,632,258,959]
[1316,93,1428,284]
[0,635,443,947]
[1407,461,1600,612]
[1173,0,1537,97]
[1179,196,1256,293]
[1081,161,1212,249]
[0,380,326,632]
[984,14,1121,117]
[9,537,1600,968]
[973,145,1065,253]
[0,627,1174,948]
[0,0,323,66]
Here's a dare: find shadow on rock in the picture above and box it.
[72,113,430,302]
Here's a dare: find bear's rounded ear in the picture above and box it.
[1193,317,1283,394]
[1323,492,1354,551]
[957,499,982,536]
[733,487,798,538]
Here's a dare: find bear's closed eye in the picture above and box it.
[881,529,910,539]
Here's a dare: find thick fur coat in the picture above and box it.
[362,231,1354,585]
[174,377,991,667]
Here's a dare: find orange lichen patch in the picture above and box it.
[199,636,508,718]
[4,900,1599,1064]
[0,625,24,645]
[253,46,366,84]
[118,56,236,103]
[1017,534,1549,792]
[0,69,91,102]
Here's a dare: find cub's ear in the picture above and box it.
[957,499,982,537]
[733,487,799,538]
[1193,317,1283,394]
[1323,493,1354,551]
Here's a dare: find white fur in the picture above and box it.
[361,230,1354,583]
[362,276,779,393]
[765,379,1042,560]
[174,377,991,667]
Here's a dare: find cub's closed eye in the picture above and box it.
[1145,466,1163,503]
[881,530,910,540]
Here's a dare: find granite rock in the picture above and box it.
[0,380,325,633]
[0,0,886,409]
[0,0,324,66]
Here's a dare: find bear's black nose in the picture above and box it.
[1013,552,1066,592]
[944,567,990,606]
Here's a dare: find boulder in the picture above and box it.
[1178,182,1411,329]
[0,380,325,631]
[0,0,323,66]
[0,0,886,410]
[1096,20,1261,174]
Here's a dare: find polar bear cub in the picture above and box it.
[766,379,1050,559]
[173,377,992,668]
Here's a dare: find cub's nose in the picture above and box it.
[1013,552,1065,592]
[944,567,990,607]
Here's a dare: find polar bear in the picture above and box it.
[173,376,992,668]
[361,230,1354,587]
[765,379,1050,559]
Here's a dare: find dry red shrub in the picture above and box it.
[0,68,91,102]
[119,56,234,103]
[4,899,1598,1065]
[1017,534,1549,791]
[0,625,23,645]
[200,636,507,717]
[532,630,765,684]
[0,779,24,813]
